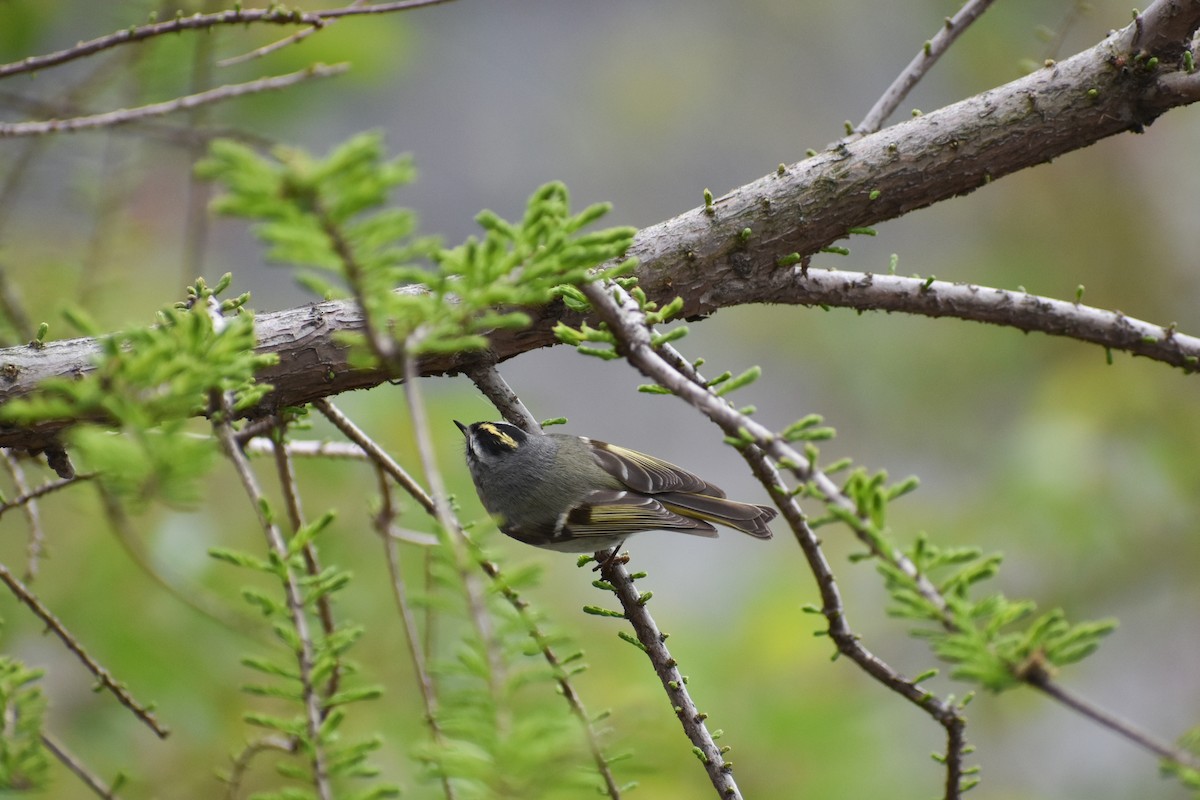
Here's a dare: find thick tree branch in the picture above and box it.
[1,1,1198,449]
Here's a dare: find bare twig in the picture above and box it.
[213,410,331,800]
[596,555,745,799]
[223,735,295,800]
[41,731,122,800]
[748,268,1200,373]
[313,399,435,513]
[0,472,90,523]
[269,418,341,705]
[0,90,273,149]
[244,438,369,460]
[1025,665,1200,769]
[0,65,349,138]
[0,0,455,80]
[0,455,84,581]
[400,344,508,722]
[477,551,624,799]
[0,560,168,738]
[313,200,398,366]
[373,469,458,800]
[853,0,1000,136]
[219,0,370,67]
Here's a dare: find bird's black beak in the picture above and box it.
[454,420,469,436]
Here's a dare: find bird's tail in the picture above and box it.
[659,492,776,539]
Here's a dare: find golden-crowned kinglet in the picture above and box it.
[456,420,776,553]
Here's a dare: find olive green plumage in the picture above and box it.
[456,420,775,553]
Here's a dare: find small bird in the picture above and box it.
[455,420,776,554]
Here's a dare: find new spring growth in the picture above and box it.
[30,322,48,349]
[703,188,715,214]
[714,366,760,397]
[782,414,836,443]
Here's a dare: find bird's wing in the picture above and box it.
[563,489,719,537]
[586,440,726,497]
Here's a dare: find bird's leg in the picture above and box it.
[593,541,628,572]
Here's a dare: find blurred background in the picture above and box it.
[1,1,1198,797]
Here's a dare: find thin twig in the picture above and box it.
[759,268,1200,373]
[223,735,295,800]
[41,731,122,800]
[373,468,458,800]
[596,555,744,799]
[244,438,369,460]
[0,560,168,738]
[0,0,455,80]
[479,553,623,799]
[0,456,85,582]
[400,343,509,725]
[218,0,371,67]
[313,399,435,513]
[313,199,397,366]
[269,418,341,706]
[213,411,331,800]
[852,0,1000,136]
[1025,666,1200,769]
[0,473,90,523]
[0,65,349,138]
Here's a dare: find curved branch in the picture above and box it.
[751,269,1200,371]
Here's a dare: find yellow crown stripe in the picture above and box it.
[479,423,520,450]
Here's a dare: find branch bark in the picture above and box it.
[1,1,1198,449]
